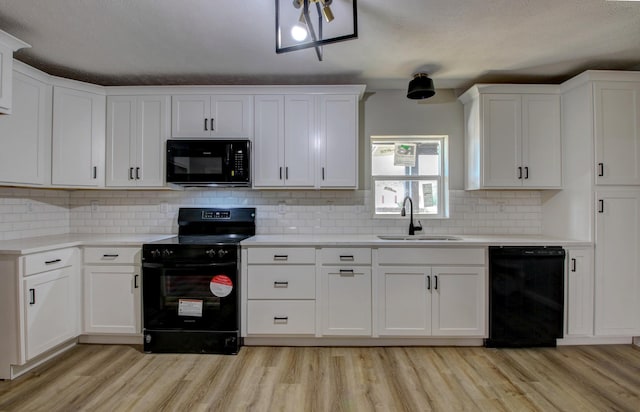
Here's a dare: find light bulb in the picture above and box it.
[291,24,308,41]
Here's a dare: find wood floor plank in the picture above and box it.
[1,344,640,412]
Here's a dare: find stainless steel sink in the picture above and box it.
[377,235,462,241]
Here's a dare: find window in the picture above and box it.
[371,135,448,218]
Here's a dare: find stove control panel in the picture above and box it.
[202,210,231,219]
[206,249,229,258]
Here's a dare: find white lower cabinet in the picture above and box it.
[24,265,78,360]
[376,248,486,337]
[565,247,594,337]
[83,247,142,335]
[0,247,80,379]
[321,268,372,336]
[245,247,316,335]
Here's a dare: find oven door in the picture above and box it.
[142,261,239,332]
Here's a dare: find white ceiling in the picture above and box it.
[0,0,639,93]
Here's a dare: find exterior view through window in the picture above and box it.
[371,136,448,218]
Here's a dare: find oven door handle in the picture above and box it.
[142,262,236,269]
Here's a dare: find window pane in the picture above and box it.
[372,141,441,176]
[374,179,439,215]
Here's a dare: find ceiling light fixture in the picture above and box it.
[276,0,358,61]
[407,73,436,100]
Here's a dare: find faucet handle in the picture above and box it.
[415,220,423,232]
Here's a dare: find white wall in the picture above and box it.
[0,187,69,240]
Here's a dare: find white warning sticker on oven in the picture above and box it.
[210,275,233,297]
[178,299,203,317]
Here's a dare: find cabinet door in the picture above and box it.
[284,95,315,187]
[210,95,252,138]
[594,82,640,185]
[171,95,211,137]
[24,267,77,360]
[565,248,594,337]
[253,95,285,187]
[594,190,640,335]
[377,266,430,336]
[52,86,105,187]
[481,94,522,187]
[431,266,485,336]
[522,94,562,188]
[0,72,51,185]
[106,96,137,186]
[321,267,371,336]
[136,95,169,186]
[318,95,358,188]
[84,266,140,334]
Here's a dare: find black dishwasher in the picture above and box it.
[486,246,565,348]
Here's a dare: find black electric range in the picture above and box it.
[141,207,255,354]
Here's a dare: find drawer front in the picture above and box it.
[83,247,141,265]
[247,247,316,264]
[319,248,371,265]
[377,248,485,265]
[248,265,315,299]
[247,300,315,335]
[24,248,78,276]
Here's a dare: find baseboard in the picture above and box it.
[78,334,143,345]
[557,336,633,346]
[244,337,485,347]
[8,339,77,380]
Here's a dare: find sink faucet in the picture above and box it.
[401,196,423,236]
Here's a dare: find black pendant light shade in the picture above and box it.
[407,73,436,99]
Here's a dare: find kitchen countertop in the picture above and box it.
[0,234,176,255]
[241,234,592,247]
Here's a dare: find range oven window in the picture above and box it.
[143,263,238,331]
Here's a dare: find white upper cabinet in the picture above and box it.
[594,81,640,185]
[253,89,362,189]
[253,95,315,188]
[0,70,51,185]
[52,86,106,187]
[317,94,358,188]
[460,85,561,190]
[171,94,252,138]
[106,95,169,187]
[0,29,29,114]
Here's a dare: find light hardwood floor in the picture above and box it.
[1,344,639,411]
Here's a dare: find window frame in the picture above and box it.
[370,135,449,219]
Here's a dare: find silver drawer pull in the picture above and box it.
[103,254,119,258]
[339,255,355,261]
[274,281,289,288]
[45,259,62,265]
[273,255,289,261]
[273,316,289,323]
[339,269,355,275]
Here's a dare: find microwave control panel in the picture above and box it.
[234,150,245,177]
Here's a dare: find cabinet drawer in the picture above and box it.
[247,247,315,264]
[248,265,315,299]
[83,247,141,265]
[24,248,78,276]
[247,300,315,335]
[377,248,485,265]
[319,248,371,265]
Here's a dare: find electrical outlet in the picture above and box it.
[90,200,99,212]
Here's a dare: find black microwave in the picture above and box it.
[166,139,251,187]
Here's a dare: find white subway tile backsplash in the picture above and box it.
[0,188,543,239]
